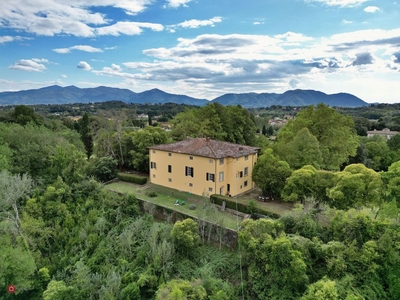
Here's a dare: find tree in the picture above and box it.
[0,234,36,295]
[387,133,400,151]
[0,142,12,171]
[282,165,317,203]
[170,103,257,145]
[90,156,118,182]
[365,137,392,171]
[262,124,267,136]
[170,218,200,256]
[382,161,400,205]
[301,277,339,300]
[239,219,308,299]
[327,164,383,210]
[11,105,43,126]
[156,279,207,300]
[0,170,33,235]
[79,113,93,159]
[252,148,292,199]
[281,128,323,170]
[276,103,358,170]
[131,126,169,172]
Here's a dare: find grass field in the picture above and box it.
[106,181,243,230]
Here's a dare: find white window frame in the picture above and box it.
[219,171,224,182]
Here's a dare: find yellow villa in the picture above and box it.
[148,137,260,197]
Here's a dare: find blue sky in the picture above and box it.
[0,0,399,103]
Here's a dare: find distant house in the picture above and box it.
[367,128,399,140]
[148,137,260,197]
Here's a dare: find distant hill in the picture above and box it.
[211,89,367,108]
[0,85,368,107]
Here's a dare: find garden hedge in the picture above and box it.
[210,194,280,219]
[118,173,148,185]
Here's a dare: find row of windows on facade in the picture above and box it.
[150,163,248,180]
[151,150,249,163]
[151,174,248,191]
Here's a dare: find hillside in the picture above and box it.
[0,85,368,107]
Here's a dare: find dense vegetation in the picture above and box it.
[1,101,400,299]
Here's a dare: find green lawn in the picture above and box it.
[106,181,243,230]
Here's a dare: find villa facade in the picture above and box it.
[148,137,260,197]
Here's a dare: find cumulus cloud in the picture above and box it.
[8,59,48,72]
[364,6,380,13]
[77,61,92,71]
[61,75,67,78]
[0,0,157,37]
[95,21,163,36]
[167,17,223,32]
[165,0,193,8]
[0,35,32,44]
[53,45,104,53]
[352,52,374,66]
[305,0,368,7]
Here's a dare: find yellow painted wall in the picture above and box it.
[149,150,258,197]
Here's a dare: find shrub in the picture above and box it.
[117,173,147,185]
[147,191,157,198]
[189,204,196,210]
[210,194,280,219]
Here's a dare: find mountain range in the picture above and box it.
[0,85,369,108]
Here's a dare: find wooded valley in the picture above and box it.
[1,102,400,299]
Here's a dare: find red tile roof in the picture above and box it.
[149,137,260,159]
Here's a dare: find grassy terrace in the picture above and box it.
[106,181,243,230]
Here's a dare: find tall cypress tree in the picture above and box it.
[80,113,93,159]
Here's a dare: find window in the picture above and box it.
[168,178,172,182]
[219,171,224,182]
[153,174,156,178]
[152,150,156,154]
[245,155,249,160]
[209,159,213,164]
[219,158,224,165]
[189,183,193,187]
[190,156,193,160]
[185,166,194,177]
[244,167,248,176]
[150,162,156,169]
[168,165,172,173]
[239,171,243,178]
[206,172,215,182]
[209,187,213,192]
[244,180,248,187]
[168,153,172,156]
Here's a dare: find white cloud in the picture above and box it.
[342,19,353,24]
[77,61,92,71]
[61,75,67,78]
[53,45,104,54]
[0,36,15,44]
[108,28,400,101]
[0,0,155,37]
[0,35,32,44]
[167,17,223,32]
[165,0,193,8]
[275,32,314,45]
[177,17,222,29]
[8,59,48,72]
[364,6,380,12]
[306,0,368,7]
[95,21,163,36]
